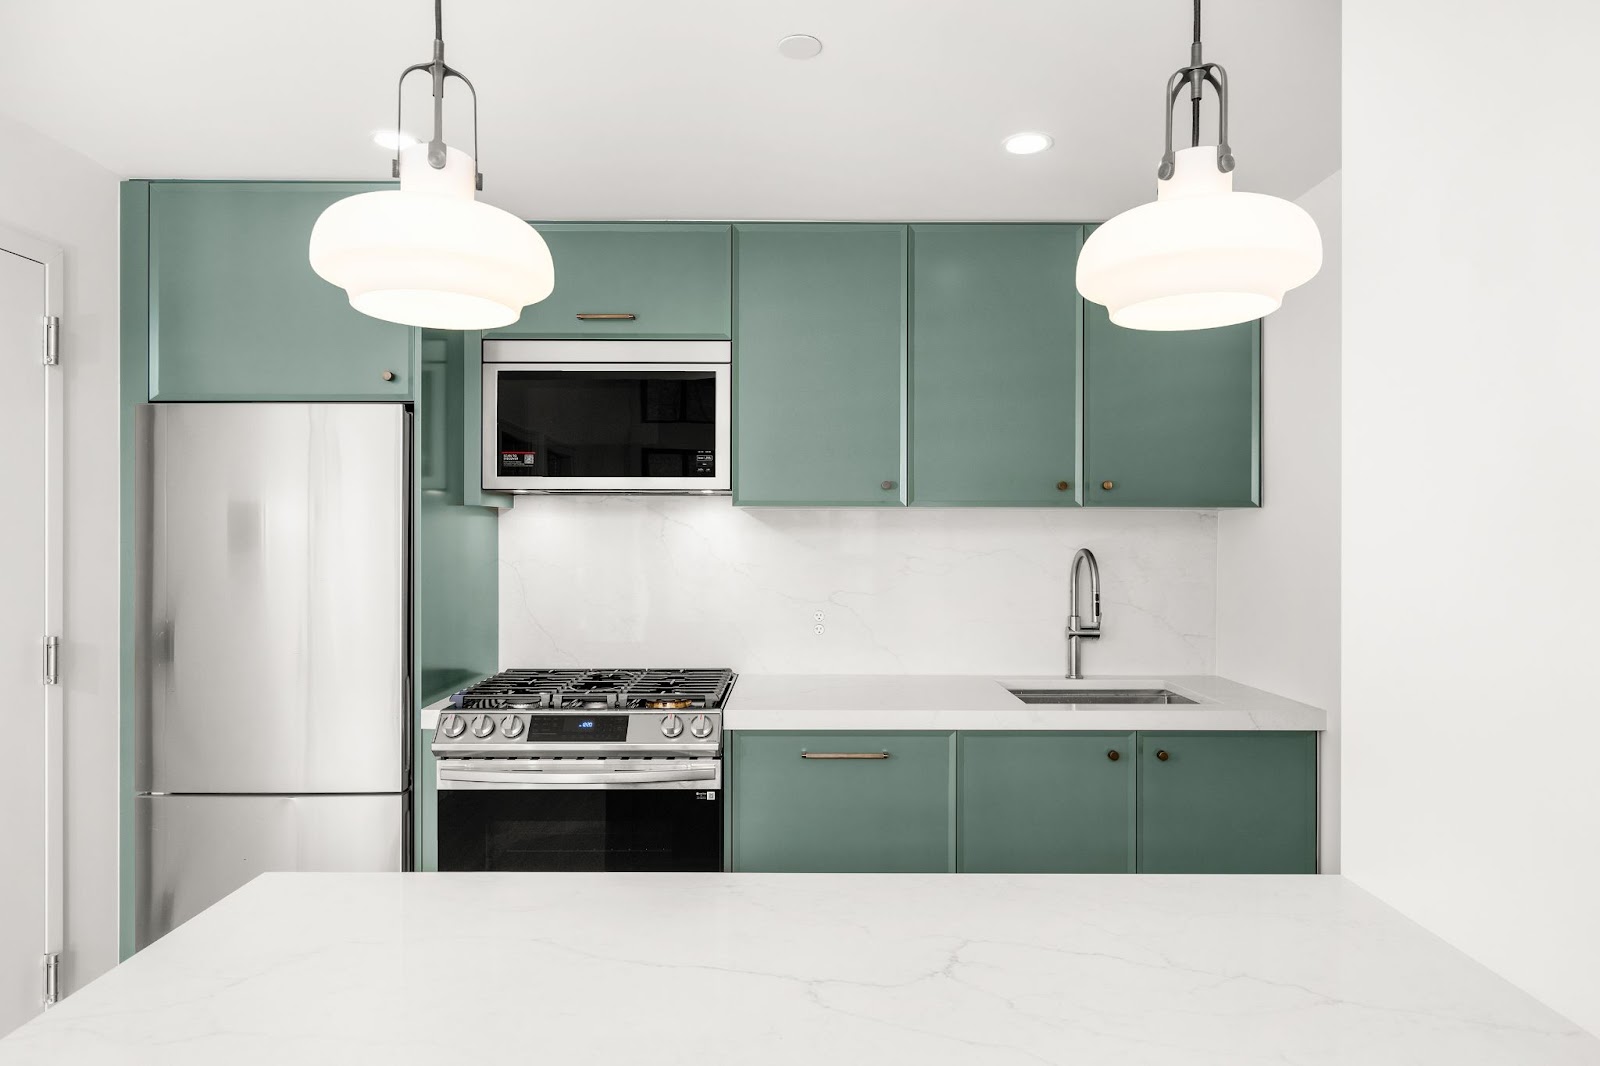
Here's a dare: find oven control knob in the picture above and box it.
[688,714,714,739]
[660,714,685,738]
[500,715,525,739]
[440,714,466,739]
[471,715,496,739]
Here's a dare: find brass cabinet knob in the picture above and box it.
[1156,749,1169,761]
[1056,481,1071,492]
[1107,750,1120,761]
[1101,480,1115,491]
[881,480,897,490]
[381,370,397,382]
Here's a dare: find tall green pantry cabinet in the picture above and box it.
[119,181,501,954]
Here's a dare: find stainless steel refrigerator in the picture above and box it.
[134,403,410,949]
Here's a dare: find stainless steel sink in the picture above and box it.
[1006,688,1197,706]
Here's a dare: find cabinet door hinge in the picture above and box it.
[43,315,60,365]
[43,953,59,1006]
[43,636,60,686]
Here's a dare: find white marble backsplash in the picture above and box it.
[498,497,1217,675]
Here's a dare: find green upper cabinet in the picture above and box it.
[1082,300,1260,507]
[958,732,1134,872]
[1137,732,1317,873]
[733,224,907,505]
[730,731,954,872]
[909,225,1082,506]
[487,223,731,339]
[146,182,414,401]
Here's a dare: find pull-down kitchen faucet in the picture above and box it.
[1066,548,1101,679]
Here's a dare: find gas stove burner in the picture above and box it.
[452,667,736,712]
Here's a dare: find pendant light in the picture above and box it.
[1076,0,1321,331]
[309,0,554,330]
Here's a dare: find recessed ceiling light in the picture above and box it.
[778,34,823,60]
[1003,131,1054,155]
[371,129,418,151]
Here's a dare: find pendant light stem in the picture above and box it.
[1190,0,1203,147]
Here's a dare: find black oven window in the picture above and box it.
[438,789,723,872]
[497,370,717,478]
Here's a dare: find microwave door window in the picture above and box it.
[496,371,719,481]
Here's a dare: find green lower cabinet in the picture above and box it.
[144,181,415,401]
[487,223,732,339]
[909,224,1083,506]
[958,732,1134,872]
[416,728,437,872]
[730,731,954,872]
[1137,732,1317,873]
[733,224,907,506]
[1082,300,1260,507]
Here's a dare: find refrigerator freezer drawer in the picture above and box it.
[134,794,404,950]
[134,403,409,795]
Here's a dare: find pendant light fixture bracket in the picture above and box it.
[391,0,483,190]
[1158,0,1233,180]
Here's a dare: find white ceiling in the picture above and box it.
[0,0,1339,221]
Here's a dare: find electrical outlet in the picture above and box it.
[813,611,825,622]
[813,624,825,635]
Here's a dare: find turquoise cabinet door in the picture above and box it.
[733,224,907,506]
[416,728,437,872]
[909,225,1082,505]
[730,731,954,872]
[1082,301,1260,507]
[958,732,1134,872]
[488,223,731,339]
[1137,732,1317,873]
[147,182,414,401]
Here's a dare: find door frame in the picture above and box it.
[1,224,65,1006]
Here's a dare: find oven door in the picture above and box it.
[482,346,731,493]
[435,759,722,872]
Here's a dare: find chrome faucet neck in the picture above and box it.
[1066,548,1102,680]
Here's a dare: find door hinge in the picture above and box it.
[43,315,60,365]
[43,636,60,686]
[43,953,59,1006]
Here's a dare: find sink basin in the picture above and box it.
[1006,688,1197,706]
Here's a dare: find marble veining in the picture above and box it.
[498,496,1218,674]
[2,873,1594,1065]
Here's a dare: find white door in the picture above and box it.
[0,239,62,1036]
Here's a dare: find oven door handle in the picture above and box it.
[436,761,719,787]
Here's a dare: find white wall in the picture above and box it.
[1217,172,1341,871]
[502,500,1218,675]
[0,114,120,996]
[1344,2,1600,1036]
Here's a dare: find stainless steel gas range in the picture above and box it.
[431,668,735,872]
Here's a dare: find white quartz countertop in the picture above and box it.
[723,674,1328,731]
[3,873,1593,1065]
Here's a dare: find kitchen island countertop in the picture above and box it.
[2,872,1594,1065]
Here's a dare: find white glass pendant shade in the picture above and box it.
[309,144,554,330]
[1077,146,1321,331]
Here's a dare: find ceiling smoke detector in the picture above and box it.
[778,34,823,60]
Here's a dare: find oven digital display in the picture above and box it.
[521,715,630,741]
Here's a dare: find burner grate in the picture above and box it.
[453,668,736,710]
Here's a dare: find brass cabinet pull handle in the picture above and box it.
[1107,750,1120,761]
[1056,480,1071,491]
[381,370,397,381]
[1101,480,1115,491]
[1156,749,1170,761]
[575,313,637,320]
[881,480,897,490]
[800,751,890,760]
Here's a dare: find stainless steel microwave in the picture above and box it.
[482,340,731,493]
